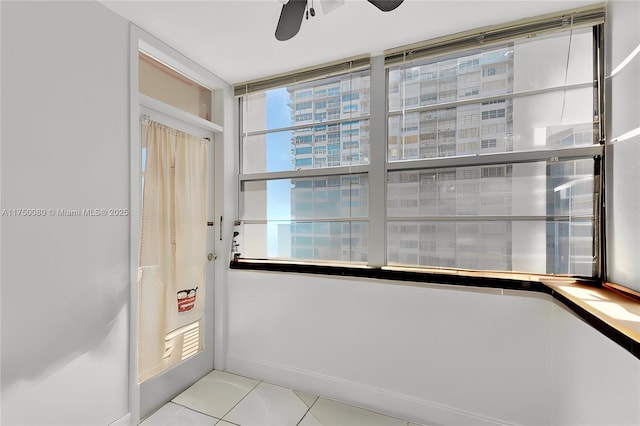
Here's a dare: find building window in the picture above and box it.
[481,139,497,149]
[482,109,506,120]
[296,89,312,99]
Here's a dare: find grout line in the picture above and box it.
[142,402,220,425]
[218,377,263,421]
[174,370,419,425]
[170,372,262,421]
[295,408,310,426]
[295,396,319,426]
[170,398,215,418]
[295,394,320,426]
[170,403,221,421]
[316,396,420,425]
[216,418,241,426]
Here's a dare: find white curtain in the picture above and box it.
[138,120,208,382]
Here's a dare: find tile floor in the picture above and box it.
[140,370,423,426]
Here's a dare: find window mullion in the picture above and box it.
[239,165,369,183]
[245,114,371,138]
[387,145,603,171]
[367,55,387,267]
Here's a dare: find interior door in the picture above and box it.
[138,106,216,419]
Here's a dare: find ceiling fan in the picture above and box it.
[275,0,404,41]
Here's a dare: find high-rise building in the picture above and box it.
[286,72,370,262]
[286,44,594,274]
[387,47,515,271]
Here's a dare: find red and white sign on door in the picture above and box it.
[177,287,198,313]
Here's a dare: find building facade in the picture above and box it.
[285,40,594,275]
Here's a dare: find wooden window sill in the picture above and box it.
[543,279,640,356]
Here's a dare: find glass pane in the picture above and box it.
[243,120,370,173]
[241,221,368,263]
[241,174,369,221]
[388,87,594,161]
[387,219,594,275]
[243,70,371,133]
[512,28,593,92]
[387,159,595,218]
[388,28,593,112]
[139,52,212,121]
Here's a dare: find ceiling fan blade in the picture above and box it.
[275,0,308,41]
[367,0,404,12]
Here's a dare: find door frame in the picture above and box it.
[128,24,232,423]
[137,105,215,419]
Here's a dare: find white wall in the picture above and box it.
[552,302,640,425]
[226,270,554,425]
[1,1,130,424]
[225,269,640,425]
[606,0,640,292]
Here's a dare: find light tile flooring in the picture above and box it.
[140,370,423,426]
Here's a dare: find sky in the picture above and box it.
[266,87,294,256]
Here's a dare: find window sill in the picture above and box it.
[544,279,640,356]
[230,259,640,359]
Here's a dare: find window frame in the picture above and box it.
[384,25,604,277]
[234,5,605,280]
[237,64,373,263]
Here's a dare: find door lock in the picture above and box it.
[207,253,217,261]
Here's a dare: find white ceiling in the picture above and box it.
[101,0,601,85]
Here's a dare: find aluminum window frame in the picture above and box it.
[237,65,373,263]
[384,22,605,278]
[235,4,605,278]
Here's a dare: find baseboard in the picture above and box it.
[226,354,511,426]
[109,412,132,426]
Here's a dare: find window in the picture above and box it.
[342,93,360,102]
[296,89,312,99]
[239,65,371,261]
[139,52,212,121]
[481,139,497,149]
[387,25,601,276]
[483,64,507,77]
[295,147,313,155]
[236,7,604,279]
[295,113,313,122]
[482,109,506,120]
[295,135,313,144]
[459,128,479,139]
